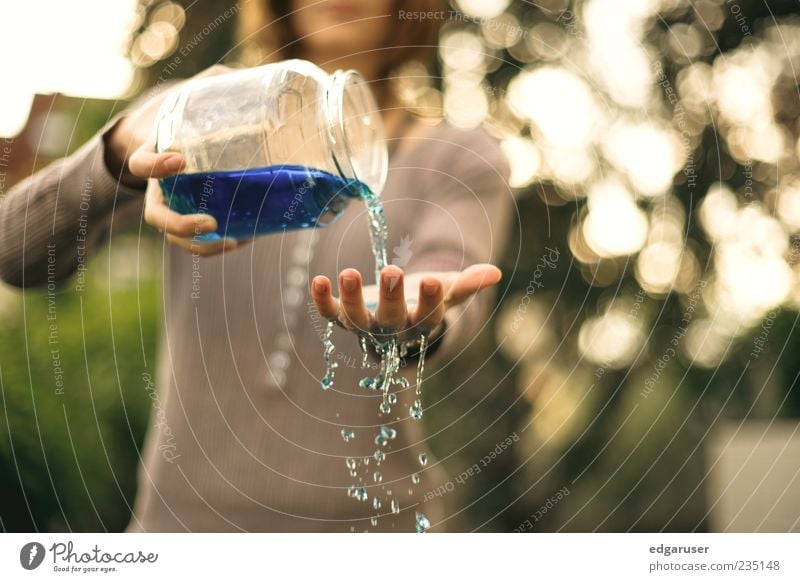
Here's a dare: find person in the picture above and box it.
[0,0,511,532]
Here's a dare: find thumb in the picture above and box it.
[445,264,502,305]
[129,144,185,179]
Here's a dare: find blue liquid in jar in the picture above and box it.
[159,164,362,240]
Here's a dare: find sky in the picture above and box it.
[0,0,137,137]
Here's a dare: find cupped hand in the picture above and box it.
[310,263,503,342]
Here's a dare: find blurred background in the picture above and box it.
[1,0,800,532]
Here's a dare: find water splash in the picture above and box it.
[318,183,436,533]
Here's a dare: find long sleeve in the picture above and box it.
[398,124,513,364]
[0,122,146,288]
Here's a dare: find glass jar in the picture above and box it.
[154,59,387,240]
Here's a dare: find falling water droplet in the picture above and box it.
[388,393,397,404]
[411,473,420,485]
[340,428,355,442]
[354,487,368,502]
[320,320,338,390]
[373,471,382,483]
[347,485,356,498]
[360,335,369,368]
[410,400,423,420]
[418,452,428,466]
[391,499,400,514]
[363,456,370,465]
[415,512,430,533]
[380,426,397,440]
[346,457,357,471]
[374,450,385,462]
[370,516,378,526]
[415,332,428,395]
[379,401,391,414]
[373,497,381,510]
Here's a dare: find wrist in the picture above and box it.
[401,318,447,360]
[102,117,147,190]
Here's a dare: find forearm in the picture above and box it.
[0,125,145,288]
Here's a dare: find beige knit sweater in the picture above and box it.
[0,116,511,532]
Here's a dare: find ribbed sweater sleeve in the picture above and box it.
[0,122,146,288]
[400,125,513,365]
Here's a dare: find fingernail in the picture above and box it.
[313,278,327,293]
[163,155,184,172]
[342,276,357,291]
[196,216,216,231]
[423,281,438,296]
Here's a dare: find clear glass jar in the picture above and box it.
[154,59,387,240]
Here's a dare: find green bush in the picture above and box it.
[0,238,158,532]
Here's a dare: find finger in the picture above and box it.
[338,269,371,332]
[444,264,503,306]
[129,146,185,179]
[409,277,445,333]
[145,180,218,238]
[166,234,239,256]
[375,265,407,330]
[311,276,340,320]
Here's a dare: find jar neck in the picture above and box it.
[323,70,356,192]
[322,69,387,196]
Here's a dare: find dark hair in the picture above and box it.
[235,0,446,79]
